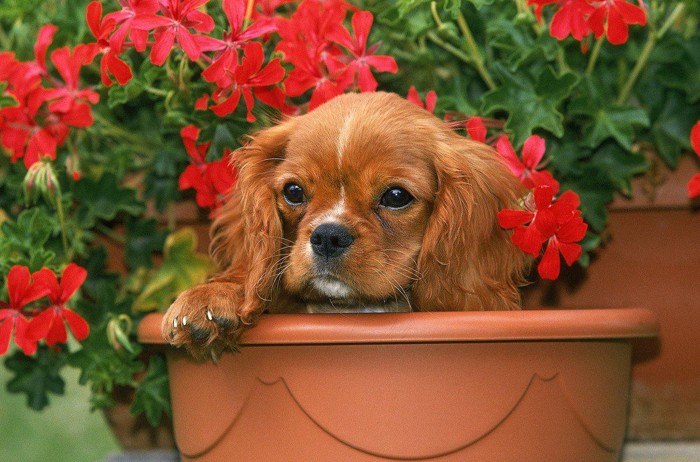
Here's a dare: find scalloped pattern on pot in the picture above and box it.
[166,341,631,462]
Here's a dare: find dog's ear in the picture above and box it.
[209,119,296,320]
[412,138,530,311]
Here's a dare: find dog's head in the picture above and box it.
[211,92,529,316]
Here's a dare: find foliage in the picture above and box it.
[0,0,698,427]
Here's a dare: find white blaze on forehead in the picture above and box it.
[336,112,355,163]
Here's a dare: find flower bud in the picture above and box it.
[23,160,60,207]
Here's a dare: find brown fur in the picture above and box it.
[162,92,530,358]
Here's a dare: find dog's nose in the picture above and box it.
[310,223,354,259]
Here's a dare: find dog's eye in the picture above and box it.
[283,183,305,205]
[380,187,414,210]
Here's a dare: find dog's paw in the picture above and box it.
[161,282,251,360]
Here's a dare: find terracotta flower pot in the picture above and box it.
[138,309,657,461]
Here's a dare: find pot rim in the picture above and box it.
[138,308,658,346]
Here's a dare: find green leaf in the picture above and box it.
[562,165,615,233]
[125,217,168,270]
[644,90,700,168]
[4,346,66,410]
[651,34,700,103]
[481,65,578,147]
[0,207,57,272]
[569,76,649,149]
[590,142,649,195]
[68,324,144,409]
[487,18,558,71]
[0,82,19,109]
[130,355,171,426]
[74,173,145,227]
[132,227,214,312]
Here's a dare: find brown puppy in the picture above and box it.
[163,92,529,358]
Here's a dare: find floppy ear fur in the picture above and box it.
[209,120,296,320]
[412,137,530,311]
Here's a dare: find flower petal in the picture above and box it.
[57,263,87,305]
[25,307,55,342]
[691,121,700,156]
[521,135,546,169]
[533,184,555,210]
[687,173,700,199]
[558,241,583,266]
[14,315,38,355]
[538,238,562,280]
[63,308,90,341]
[497,209,534,229]
[512,224,546,257]
[0,319,13,356]
[466,117,487,143]
[495,135,525,178]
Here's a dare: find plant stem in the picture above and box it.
[96,223,126,244]
[55,192,70,258]
[616,3,685,105]
[426,31,474,66]
[585,38,603,75]
[430,2,445,29]
[456,12,496,90]
[657,3,686,38]
[93,113,157,151]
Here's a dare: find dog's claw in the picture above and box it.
[162,282,254,360]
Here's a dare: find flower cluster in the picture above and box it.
[460,117,587,280]
[528,0,647,45]
[0,27,98,173]
[0,265,88,356]
[73,0,397,210]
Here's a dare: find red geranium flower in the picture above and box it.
[276,0,351,109]
[198,0,277,85]
[43,45,100,114]
[210,41,285,121]
[178,125,237,209]
[85,1,134,87]
[327,10,398,92]
[104,0,161,53]
[26,264,89,347]
[495,135,557,189]
[406,86,437,113]
[528,0,594,41]
[498,184,587,279]
[688,121,700,198]
[537,212,587,279]
[0,266,50,355]
[587,0,646,45]
[131,0,215,65]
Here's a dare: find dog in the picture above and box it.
[162,92,529,359]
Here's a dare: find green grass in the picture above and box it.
[0,364,120,462]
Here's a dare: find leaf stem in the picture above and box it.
[426,31,474,66]
[616,3,685,105]
[585,38,604,75]
[93,113,157,151]
[430,2,445,29]
[96,223,126,244]
[55,192,70,258]
[456,12,496,90]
